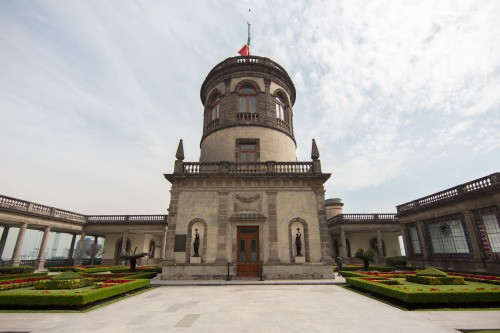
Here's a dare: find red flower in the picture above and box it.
[430,288,439,291]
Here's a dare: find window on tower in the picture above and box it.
[238,143,256,163]
[238,86,257,113]
[210,95,220,121]
[276,95,286,121]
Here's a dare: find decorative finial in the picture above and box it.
[175,139,184,161]
[311,139,320,160]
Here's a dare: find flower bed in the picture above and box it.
[447,273,500,285]
[0,273,48,281]
[47,265,128,273]
[0,277,51,291]
[345,277,500,305]
[0,279,150,309]
[406,275,465,285]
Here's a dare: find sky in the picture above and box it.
[1,0,499,221]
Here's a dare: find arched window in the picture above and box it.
[148,240,156,258]
[210,95,220,121]
[238,86,257,113]
[276,95,286,121]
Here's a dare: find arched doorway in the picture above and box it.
[370,237,386,257]
[115,238,131,265]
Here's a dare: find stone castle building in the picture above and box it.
[162,55,334,279]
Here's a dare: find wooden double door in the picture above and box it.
[236,226,260,277]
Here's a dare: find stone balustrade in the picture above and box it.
[180,161,315,175]
[327,214,398,227]
[396,172,500,214]
[0,194,167,225]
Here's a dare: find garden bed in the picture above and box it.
[345,276,500,308]
[0,279,150,310]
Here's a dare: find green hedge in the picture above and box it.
[406,275,465,285]
[47,266,128,273]
[0,273,48,281]
[340,265,395,272]
[345,277,500,304]
[0,266,35,274]
[0,279,150,308]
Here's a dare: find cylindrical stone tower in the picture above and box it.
[199,56,297,163]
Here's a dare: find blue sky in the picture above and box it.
[1,0,499,218]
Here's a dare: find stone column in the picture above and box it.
[316,190,334,264]
[376,229,384,258]
[9,223,28,267]
[74,229,86,266]
[267,191,280,264]
[67,233,77,264]
[340,229,347,258]
[161,226,167,260]
[0,227,10,260]
[462,210,486,261]
[34,226,51,271]
[216,191,229,263]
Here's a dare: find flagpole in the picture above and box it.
[247,21,251,56]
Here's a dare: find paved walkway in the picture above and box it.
[0,278,499,332]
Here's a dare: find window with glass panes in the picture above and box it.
[210,95,220,121]
[238,87,257,113]
[408,226,422,254]
[482,214,500,252]
[276,95,286,120]
[238,143,256,163]
[427,219,470,253]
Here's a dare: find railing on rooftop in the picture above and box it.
[207,56,289,79]
[179,161,315,175]
[327,213,398,227]
[396,173,500,214]
[87,215,168,223]
[0,194,167,225]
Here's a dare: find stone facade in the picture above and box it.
[162,55,334,280]
[397,173,500,274]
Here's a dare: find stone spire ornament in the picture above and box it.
[311,139,320,160]
[176,139,185,161]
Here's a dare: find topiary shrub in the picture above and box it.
[416,267,447,277]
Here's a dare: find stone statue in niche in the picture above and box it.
[193,229,200,257]
[295,228,302,256]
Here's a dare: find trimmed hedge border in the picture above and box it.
[0,279,150,309]
[47,266,128,273]
[0,266,35,274]
[34,278,94,290]
[406,275,465,285]
[0,273,48,281]
[345,277,500,304]
[340,266,395,272]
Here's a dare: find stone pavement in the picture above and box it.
[0,278,499,333]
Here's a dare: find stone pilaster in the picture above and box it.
[316,190,334,264]
[0,227,10,260]
[34,226,51,271]
[267,191,280,263]
[376,229,384,258]
[164,188,180,264]
[216,191,229,263]
[10,223,27,266]
[462,210,486,261]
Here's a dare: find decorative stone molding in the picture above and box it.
[234,193,262,213]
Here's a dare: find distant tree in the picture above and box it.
[355,248,378,270]
[120,247,147,272]
[85,243,105,266]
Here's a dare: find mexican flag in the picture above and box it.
[238,37,251,56]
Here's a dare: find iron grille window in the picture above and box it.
[482,214,500,252]
[428,219,469,253]
[408,226,422,254]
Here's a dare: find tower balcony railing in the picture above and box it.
[236,113,258,120]
[396,172,500,214]
[179,161,316,175]
[327,214,399,228]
